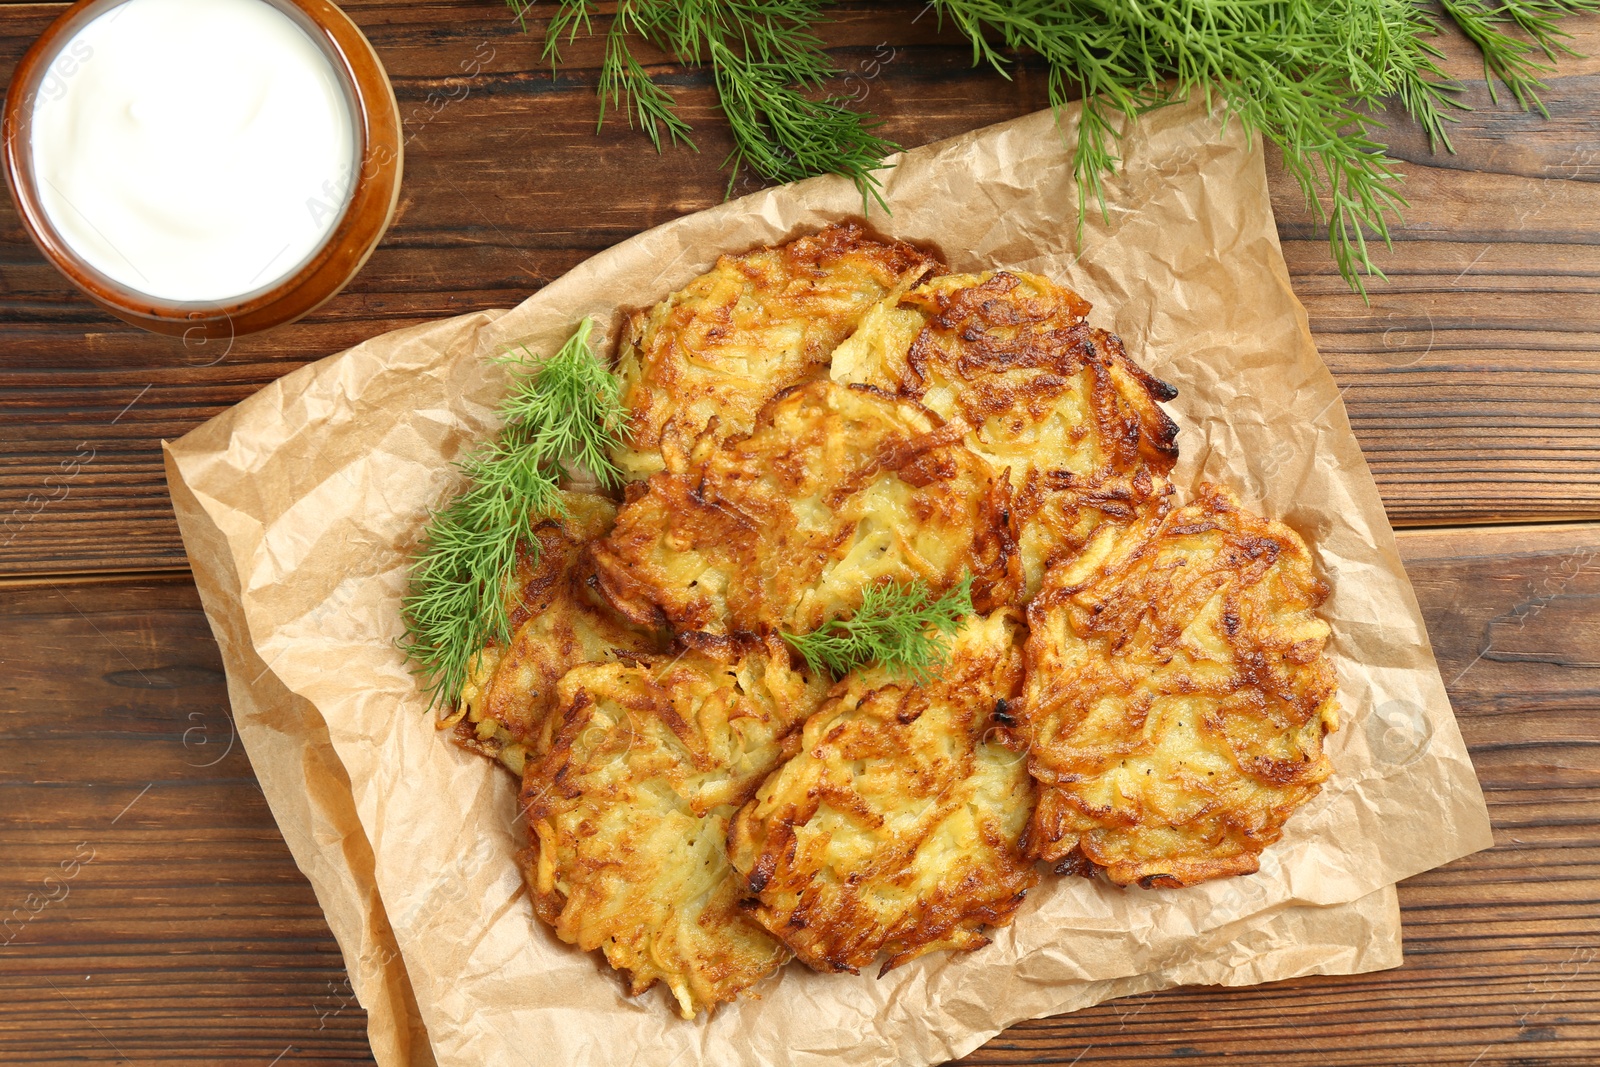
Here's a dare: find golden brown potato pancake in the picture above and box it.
[728,609,1037,975]
[830,270,1179,596]
[452,492,659,775]
[613,222,940,480]
[1016,483,1339,888]
[519,638,827,1018]
[435,229,1346,1018]
[592,379,1019,637]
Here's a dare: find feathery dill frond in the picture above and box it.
[782,575,975,682]
[399,319,626,709]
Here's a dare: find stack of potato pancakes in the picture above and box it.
[445,224,1340,1018]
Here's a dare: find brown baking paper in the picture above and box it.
[164,92,1489,1066]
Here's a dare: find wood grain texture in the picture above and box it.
[1,526,1596,1065]
[0,576,372,1066]
[1,4,1599,575]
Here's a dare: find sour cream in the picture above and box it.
[29,0,356,303]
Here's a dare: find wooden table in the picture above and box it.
[2,3,1597,1064]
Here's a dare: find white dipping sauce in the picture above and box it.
[29,0,356,303]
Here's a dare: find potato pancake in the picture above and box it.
[830,270,1179,596]
[452,492,659,775]
[1016,483,1339,888]
[433,227,1349,1018]
[519,638,827,1017]
[728,610,1038,975]
[613,222,940,480]
[592,379,1019,637]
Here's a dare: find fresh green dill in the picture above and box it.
[398,318,626,709]
[563,0,698,150]
[525,0,895,207]
[1439,0,1600,114]
[781,574,975,682]
[924,0,1433,295]
[507,0,1596,295]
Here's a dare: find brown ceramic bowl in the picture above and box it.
[1,0,402,339]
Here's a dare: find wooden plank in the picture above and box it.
[0,525,1596,1063]
[1,4,1599,573]
[0,577,374,1065]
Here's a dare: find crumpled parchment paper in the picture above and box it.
[164,93,1489,1067]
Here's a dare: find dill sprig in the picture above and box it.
[1440,0,1600,114]
[542,0,698,149]
[782,575,975,682]
[399,319,625,709]
[527,0,895,207]
[925,0,1439,296]
[508,0,1595,296]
